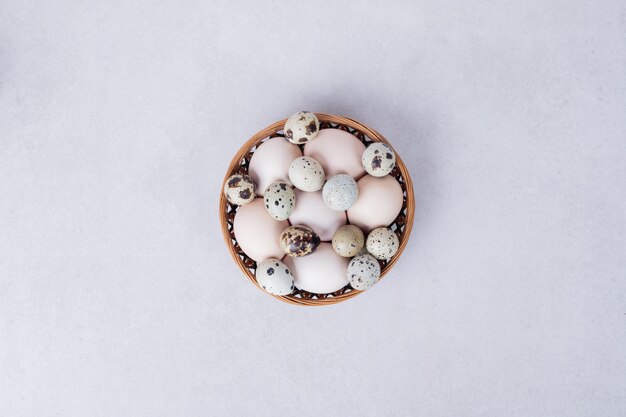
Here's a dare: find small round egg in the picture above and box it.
[347,175,404,232]
[223,174,256,205]
[263,181,295,221]
[279,225,321,257]
[284,243,349,294]
[248,137,302,196]
[332,225,365,257]
[322,174,358,211]
[362,142,396,177]
[288,156,325,192]
[347,253,381,290]
[366,227,400,260]
[255,258,295,295]
[284,111,320,144]
[304,128,366,178]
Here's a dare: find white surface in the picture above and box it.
[1,1,625,416]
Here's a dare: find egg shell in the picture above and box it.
[223,174,256,205]
[279,225,321,257]
[304,129,366,178]
[332,225,365,257]
[233,198,288,262]
[248,137,302,196]
[322,174,358,211]
[255,258,295,295]
[347,253,381,290]
[288,156,325,192]
[362,142,396,177]
[288,189,346,241]
[347,175,404,232]
[284,111,320,144]
[284,243,350,294]
[366,227,400,260]
[263,181,296,221]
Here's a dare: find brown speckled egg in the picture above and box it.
[366,227,400,260]
[332,225,365,257]
[284,111,320,144]
[288,189,347,241]
[279,225,321,257]
[362,142,396,177]
[223,174,256,205]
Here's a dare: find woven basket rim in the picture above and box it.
[219,113,415,306]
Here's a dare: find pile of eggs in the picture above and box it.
[223,111,404,297]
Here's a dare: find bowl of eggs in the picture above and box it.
[220,112,414,306]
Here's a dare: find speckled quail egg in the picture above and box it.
[362,142,396,177]
[332,225,365,257]
[280,225,321,257]
[288,156,325,192]
[322,174,358,211]
[366,227,400,260]
[347,253,381,290]
[255,258,295,295]
[284,111,320,144]
[263,181,296,221]
[223,174,256,205]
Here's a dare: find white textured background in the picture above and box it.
[1,1,625,416]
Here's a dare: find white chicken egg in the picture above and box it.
[288,189,347,241]
[248,137,302,196]
[304,128,366,178]
[347,174,404,232]
[233,198,288,262]
[288,156,325,192]
[283,243,349,294]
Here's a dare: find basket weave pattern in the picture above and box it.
[219,114,415,306]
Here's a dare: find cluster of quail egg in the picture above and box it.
[223,111,401,296]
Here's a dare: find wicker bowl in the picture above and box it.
[220,114,415,306]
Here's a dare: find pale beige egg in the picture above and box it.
[332,225,365,257]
